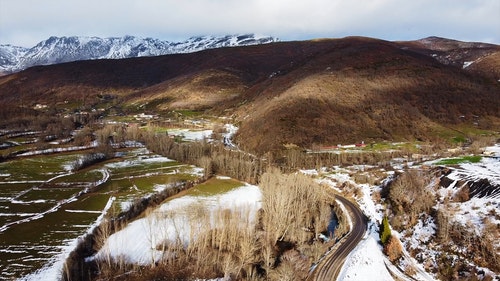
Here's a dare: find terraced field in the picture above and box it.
[0,147,196,280]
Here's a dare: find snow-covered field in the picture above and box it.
[166,128,213,141]
[166,123,238,145]
[94,183,261,265]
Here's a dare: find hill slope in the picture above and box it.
[0,36,498,154]
[233,37,500,152]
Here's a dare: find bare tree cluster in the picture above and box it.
[260,169,335,244]
[70,152,108,171]
[386,169,435,231]
[82,169,340,280]
[62,179,204,281]
[434,207,500,278]
[279,147,409,172]
[141,128,264,183]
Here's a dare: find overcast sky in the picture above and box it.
[1,0,499,47]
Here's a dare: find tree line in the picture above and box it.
[85,169,344,280]
[61,123,353,280]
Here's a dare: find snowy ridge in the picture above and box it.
[0,34,278,73]
[0,44,28,71]
[437,145,500,199]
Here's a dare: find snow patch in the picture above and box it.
[95,184,261,265]
[339,235,394,281]
[462,61,474,68]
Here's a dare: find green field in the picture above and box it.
[0,147,199,279]
[435,155,482,165]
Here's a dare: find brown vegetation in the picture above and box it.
[385,169,435,231]
[141,128,263,184]
[233,38,500,153]
[434,208,500,278]
[385,167,500,279]
[63,178,205,281]
[260,169,335,244]
[0,37,498,155]
[384,235,403,262]
[75,168,343,281]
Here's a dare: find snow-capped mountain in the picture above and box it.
[0,34,278,73]
[0,45,28,71]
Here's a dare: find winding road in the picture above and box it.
[308,196,367,281]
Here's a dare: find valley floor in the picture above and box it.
[2,116,499,280]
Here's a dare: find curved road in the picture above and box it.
[308,196,367,281]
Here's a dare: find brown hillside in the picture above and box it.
[398,36,500,81]
[0,37,498,154]
[0,41,334,108]
[126,69,247,110]
[233,38,500,153]
[467,51,500,81]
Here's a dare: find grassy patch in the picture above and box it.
[435,155,482,165]
[0,183,33,197]
[433,124,497,144]
[53,169,105,184]
[3,200,53,215]
[17,188,79,202]
[0,153,80,182]
[186,177,243,197]
[452,136,467,144]
[160,177,243,206]
[64,193,111,212]
[174,109,204,118]
[365,142,400,151]
[361,142,419,153]
[100,171,195,213]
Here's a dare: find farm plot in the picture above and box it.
[0,148,194,280]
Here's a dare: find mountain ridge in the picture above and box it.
[0,36,498,154]
[0,34,278,74]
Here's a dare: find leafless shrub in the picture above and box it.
[372,190,381,203]
[276,249,309,280]
[454,185,470,202]
[125,124,143,141]
[467,135,496,154]
[352,172,372,184]
[384,235,403,262]
[404,263,417,277]
[73,126,94,146]
[387,169,435,231]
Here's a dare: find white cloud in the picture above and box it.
[0,0,498,47]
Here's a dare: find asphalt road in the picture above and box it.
[308,196,367,281]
